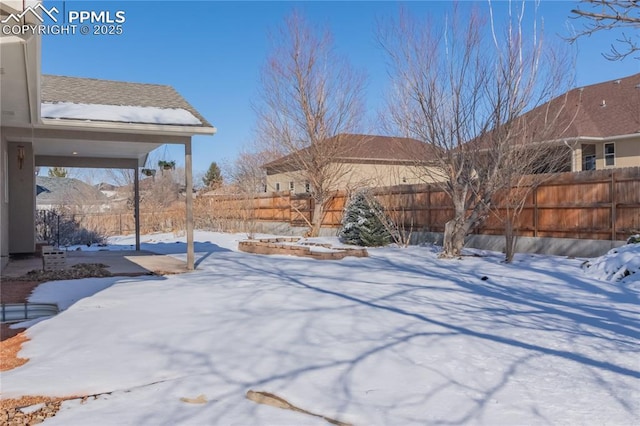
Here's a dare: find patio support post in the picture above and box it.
[134,166,141,251]
[185,140,194,270]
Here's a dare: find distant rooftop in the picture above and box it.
[264,134,435,172]
[36,176,108,205]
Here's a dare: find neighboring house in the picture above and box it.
[95,182,118,199]
[520,72,640,172]
[263,134,441,194]
[1,1,216,270]
[37,176,109,212]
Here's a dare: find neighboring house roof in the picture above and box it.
[36,176,108,206]
[96,182,117,191]
[264,134,433,173]
[527,72,640,142]
[41,75,212,127]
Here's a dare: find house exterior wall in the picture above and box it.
[577,137,640,171]
[8,142,35,253]
[1,134,9,269]
[265,162,444,194]
[599,137,640,169]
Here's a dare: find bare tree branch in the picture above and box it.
[254,11,366,236]
[379,2,574,258]
[569,0,640,60]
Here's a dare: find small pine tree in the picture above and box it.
[339,190,392,247]
[48,167,68,178]
[203,161,223,189]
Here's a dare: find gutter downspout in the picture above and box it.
[23,42,35,125]
[563,140,578,172]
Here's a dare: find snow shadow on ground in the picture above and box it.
[5,241,639,425]
[138,241,232,268]
[189,251,639,424]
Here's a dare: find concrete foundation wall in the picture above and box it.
[213,220,624,258]
[250,223,623,258]
[410,231,624,258]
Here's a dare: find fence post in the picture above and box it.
[533,186,538,238]
[611,171,617,241]
[56,214,60,247]
[426,185,431,231]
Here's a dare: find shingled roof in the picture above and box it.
[264,134,433,172]
[41,75,212,127]
[36,176,108,205]
[529,72,640,141]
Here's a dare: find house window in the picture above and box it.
[304,181,311,193]
[289,181,295,192]
[582,144,596,171]
[275,182,281,191]
[604,143,615,167]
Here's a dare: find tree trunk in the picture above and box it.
[309,200,324,237]
[442,218,467,257]
[441,190,468,257]
[504,216,518,263]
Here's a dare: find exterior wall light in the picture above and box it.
[17,145,25,170]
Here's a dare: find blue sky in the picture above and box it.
[41,0,640,178]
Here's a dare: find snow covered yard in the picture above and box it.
[1,232,638,425]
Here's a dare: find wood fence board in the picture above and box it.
[67,167,640,241]
[616,180,640,204]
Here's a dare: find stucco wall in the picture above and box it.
[609,137,640,169]
[266,162,443,194]
[578,137,640,171]
[8,142,35,253]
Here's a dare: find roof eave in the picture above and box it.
[39,118,217,137]
[541,133,640,146]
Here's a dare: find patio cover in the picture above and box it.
[1,26,216,270]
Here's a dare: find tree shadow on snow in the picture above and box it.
[93,250,638,425]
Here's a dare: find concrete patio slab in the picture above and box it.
[0,250,188,278]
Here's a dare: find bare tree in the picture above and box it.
[231,150,273,195]
[569,0,640,60]
[254,11,366,237]
[489,143,572,263]
[228,150,274,237]
[379,2,573,257]
[106,168,134,188]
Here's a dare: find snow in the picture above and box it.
[584,242,640,284]
[41,102,202,126]
[1,232,638,425]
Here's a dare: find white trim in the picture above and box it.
[39,118,216,136]
[603,142,616,168]
[3,146,8,204]
[561,133,640,143]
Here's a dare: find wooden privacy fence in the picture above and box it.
[67,167,640,241]
[59,208,187,238]
[197,167,640,241]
